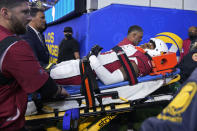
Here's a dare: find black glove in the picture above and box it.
[91,44,103,56]
[88,44,103,57]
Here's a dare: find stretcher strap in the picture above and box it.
[63,110,71,130]
[79,58,100,108]
[135,46,152,60]
[112,46,138,85]
[63,108,79,131]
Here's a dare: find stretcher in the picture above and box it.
[25,52,181,130]
[25,67,180,131]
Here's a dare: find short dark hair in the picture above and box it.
[30,7,44,17]
[0,0,28,10]
[128,25,143,35]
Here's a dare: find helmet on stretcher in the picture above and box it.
[154,32,183,62]
[145,38,168,57]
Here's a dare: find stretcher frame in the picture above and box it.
[25,93,173,131]
[25,68,180,131]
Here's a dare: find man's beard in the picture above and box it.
[10,15,27,35]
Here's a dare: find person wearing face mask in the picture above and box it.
[57,27,80,63]
[118,25,143,46]
[180,26,197,61]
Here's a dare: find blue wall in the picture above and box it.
[44,4,197,63]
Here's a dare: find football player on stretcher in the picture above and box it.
[49,38,178,86]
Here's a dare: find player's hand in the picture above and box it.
[60,87,70,98]
[55,86,70,99]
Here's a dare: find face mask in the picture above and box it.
[189,32,197,41]
[144,49,161,57]
[65,34,72,39]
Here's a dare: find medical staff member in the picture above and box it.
[180,26,197,60]
[118,25,143,46]
[0,0,69,130]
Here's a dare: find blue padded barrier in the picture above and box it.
[44,4,197,60]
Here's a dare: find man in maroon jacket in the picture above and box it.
[118,25,143,46]
[0,0,69,130]
[180,26,197,61]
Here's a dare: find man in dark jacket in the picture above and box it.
[178,49,197,83]
[21,7,50,68]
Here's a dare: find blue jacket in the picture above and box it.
[140,68,197,131]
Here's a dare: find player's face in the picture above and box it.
[140,41,155,50]
[133,32,143,45]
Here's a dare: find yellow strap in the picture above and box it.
[167,74,180,85]
[45,63,54,70]
[119,97,129,102]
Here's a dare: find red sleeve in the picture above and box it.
[118,38,133,46]
[182,39,191,57]
[2,40,49,93]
